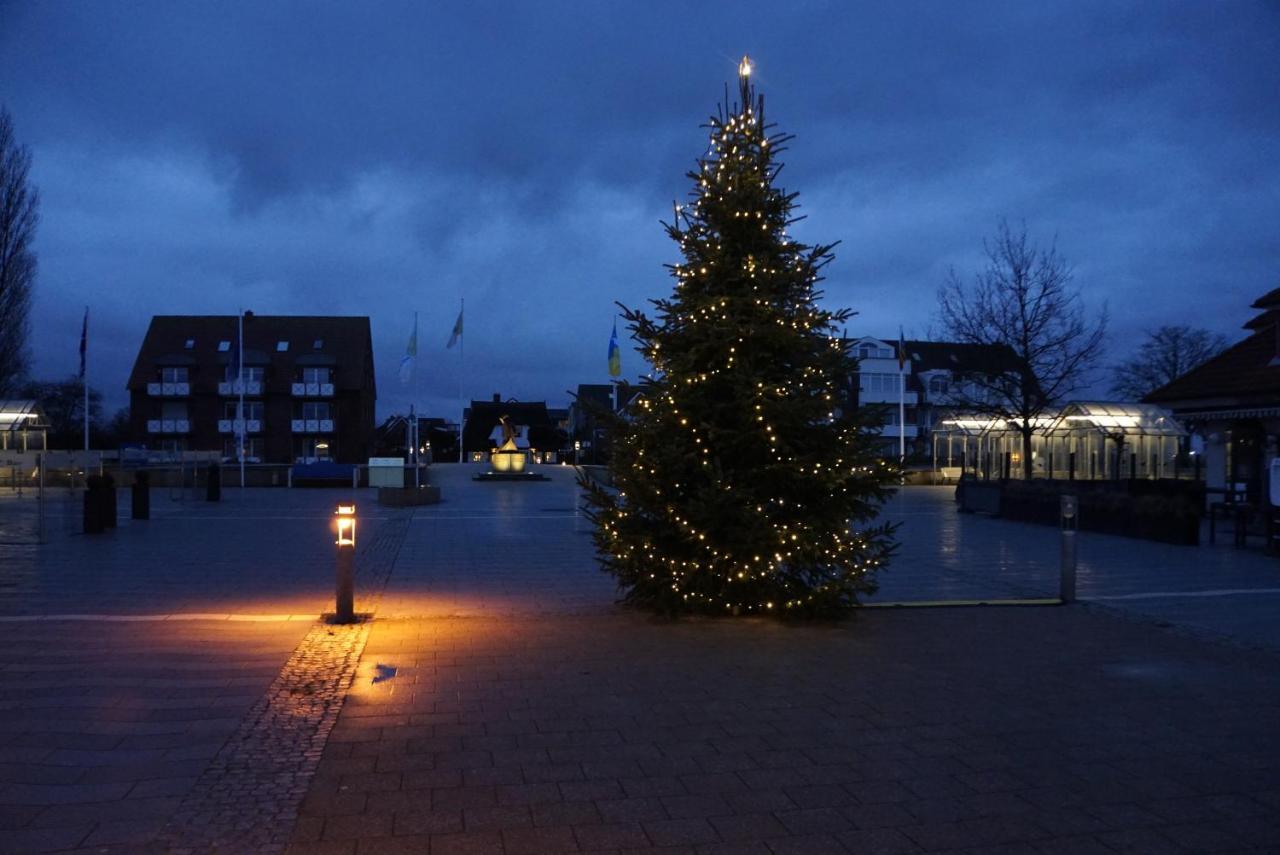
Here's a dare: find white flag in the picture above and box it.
[399,313,418,385]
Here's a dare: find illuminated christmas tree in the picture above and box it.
[581,57,897,617]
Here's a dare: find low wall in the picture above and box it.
[957,477,1201,545]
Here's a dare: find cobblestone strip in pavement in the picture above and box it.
[160,508,411,853]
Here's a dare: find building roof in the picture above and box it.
[1252,286,1280,310]
[574,384,614,406]
[127,315,374,393]
[897,340,1023,376]
[1144,328,1274,407]
[0,399,47,432]
[935,401,1184,439]
[850,336,1022,375]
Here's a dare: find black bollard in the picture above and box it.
[334,503,357,623]
[132,471,151,520]
[206,464,221,502]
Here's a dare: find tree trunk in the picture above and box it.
[1022,427,1034,480]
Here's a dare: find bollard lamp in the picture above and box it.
[336,503,356,546]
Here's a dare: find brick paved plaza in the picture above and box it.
[1,465,1278,852]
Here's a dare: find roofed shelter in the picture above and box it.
[0,400,48,452]
[1145,287,1280,501]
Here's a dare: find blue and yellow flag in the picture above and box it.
[607,319,621,377]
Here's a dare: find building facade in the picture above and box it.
[127,314,376,464]
[846,336,1021,457]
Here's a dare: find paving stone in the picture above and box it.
[11,469,1280,855]
[501,823,580,854]
[573,821,651,849]
[708,812,788,842]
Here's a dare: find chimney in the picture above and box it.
[493,393,501,403]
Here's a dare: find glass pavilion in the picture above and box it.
[931,402,1187,480]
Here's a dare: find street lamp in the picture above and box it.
[334,503,356,623]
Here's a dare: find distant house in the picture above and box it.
[845,336,1022,456]
[568,384,615,464]
[462,395,562,462]
[1145,288,1280,501]
[375,414,459,462]
[127,314,376,464]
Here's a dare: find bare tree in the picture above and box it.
[20,377,103,449]
[0,107,38,396]
[939,220,1108,479]
[1110,325,1228,400]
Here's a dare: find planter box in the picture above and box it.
[995,479,1201,546]
[377,485,441,506]
[958,481,1002,515]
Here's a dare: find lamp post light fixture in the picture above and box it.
[334,503,356,623]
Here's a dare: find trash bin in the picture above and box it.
[132,471,151,520]
[103,473,117,528]
[84,475,106,534]
[206,464,221,502]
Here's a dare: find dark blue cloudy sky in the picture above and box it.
[2,1,1278,418]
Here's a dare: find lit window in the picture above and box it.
[313,339,324,350]
[218,340,230,352]
[184,339,195,350]
[276,341,289,352]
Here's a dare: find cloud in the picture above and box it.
[2,0,1278,415]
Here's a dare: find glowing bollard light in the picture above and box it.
[334,503,357,623]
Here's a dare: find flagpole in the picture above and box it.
[457,298,465,464]
[82,307,89,453]
[899,370,905,466]
[898,329,906,471]
[412,311,420,488]
[238,309,245,488]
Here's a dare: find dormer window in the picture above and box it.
[856,342,893,359]
[218,340,231,352]
[184,339,195,350]
[276,341,289,352]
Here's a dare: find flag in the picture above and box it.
[78,308,88,379]
[607,319,621,377]
[446,306,463,349]
[399,313,418,384]
[897,326,907,371]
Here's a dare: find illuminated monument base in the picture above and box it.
[474,438,548,482]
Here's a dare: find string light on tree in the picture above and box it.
[579,56,897,617]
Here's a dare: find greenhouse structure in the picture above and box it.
[931,402,1188,481]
